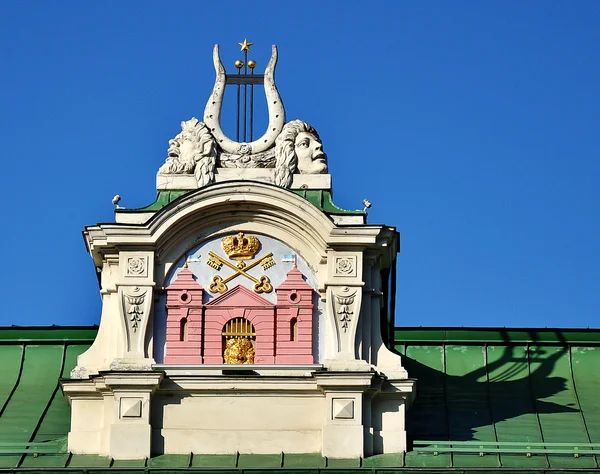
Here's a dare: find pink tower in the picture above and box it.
[164,266,204,364]
[275,267,314,364]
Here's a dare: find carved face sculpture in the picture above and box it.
[294,132,328,174]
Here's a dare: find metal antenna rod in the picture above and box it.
[243,49,248,142]
[249,64,254,141]
[236,65,241,142]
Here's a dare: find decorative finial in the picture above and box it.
[293,254,298,269]
[247,59,256,69]
[238,39,253,52]
[183,260,189,269]
[112,194,122,209]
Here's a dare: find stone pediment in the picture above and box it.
[206,284,274,308]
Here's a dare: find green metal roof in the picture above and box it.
[1,326,600,472]
[0,330,93,471]
[115,188,364,217]
[395,327,600,471]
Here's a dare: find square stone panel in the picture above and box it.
[334,256,357,277]
[126,256,148,277]
[332,398,354,420]
[120,397,143,419]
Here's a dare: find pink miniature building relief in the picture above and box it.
[204,285,276,364]
[163,266,314,364]
[164,267,204,364]
[275,268,314,364]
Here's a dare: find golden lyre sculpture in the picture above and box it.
[207,232,275,294]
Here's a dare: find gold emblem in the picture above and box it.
[207,232,275,294]
[222,232,260,263]
[238,38,253,52]
[223,337,255,364]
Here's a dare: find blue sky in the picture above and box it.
[0,2,598,328]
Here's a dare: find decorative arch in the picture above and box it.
[147,182,335,281]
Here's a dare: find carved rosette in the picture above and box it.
[335,256,356,277]
[327,285,362,358]
[127,257,146,276]
[119,285,153,358]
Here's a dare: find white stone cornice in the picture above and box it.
[83,183,397,267]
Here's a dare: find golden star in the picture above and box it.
[238,39,253,52]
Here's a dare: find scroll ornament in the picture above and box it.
[335,290,357,332]
[124,288,147,333]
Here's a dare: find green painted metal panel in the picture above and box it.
[404,345,448,441]
[445,345,499,468]
[190,453,238,468]
[572,347,600,443]
[292,190,364,216]
[403,344,451,467]
[487,345,542,442]
[6,471,76,474]
[147,454,191,468]
[529,346,597,469]
[67,454,111,467]
[549,456,599,469]
[19,453,68,468]
[175,471,240,474]
[405,450,455,467]
[33,345,89,443]
[395,327,600,345]
[0,327,97,342]
[238,453,282,468]
[282,453,326,468]
[95,471,145,474]
[326,457,360,467]
[0,344,64,468]
[445,345,494,440]
[0,345,23,412]
[116,190,188,213]
[111,458,146,467]
[362,453,404,468]
[486,345,547,469]
[530,347,587,442]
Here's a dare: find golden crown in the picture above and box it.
[222,232,260,260]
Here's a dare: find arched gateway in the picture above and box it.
[61,40,415,460]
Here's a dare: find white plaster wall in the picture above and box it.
[153,394,324,454]
[68,399,104,454]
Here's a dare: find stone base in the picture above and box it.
[62,369,415,459]
[110,423,152,460]
[156,170,331,191]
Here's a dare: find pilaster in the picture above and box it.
[323,251,368,369]
[315,372,379,458]
[104,372,163,460]
[111,251,156,370]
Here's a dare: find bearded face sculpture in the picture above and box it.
[158,119,328,189]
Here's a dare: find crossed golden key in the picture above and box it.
[207,251,274,294]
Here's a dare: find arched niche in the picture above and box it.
[155,231,322,364]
